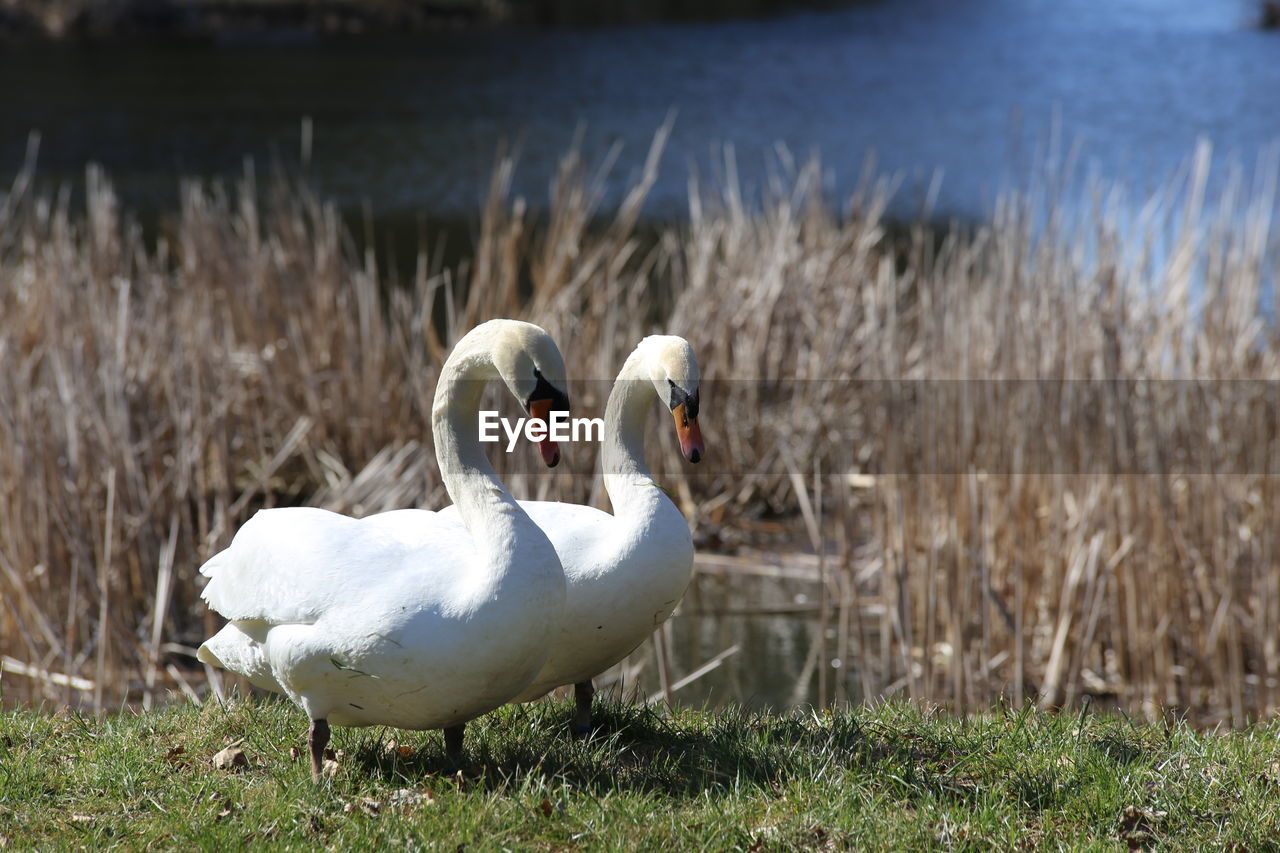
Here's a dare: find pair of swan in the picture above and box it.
[197,320,703,780]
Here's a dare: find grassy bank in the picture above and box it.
[2,698,1280,849]
[1,132,1279,723]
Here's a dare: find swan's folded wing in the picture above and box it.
[515,500,618,572]
[198,506,470,624]
[197,622,285,692]
[439,499,612,561]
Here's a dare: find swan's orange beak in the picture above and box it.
[672,404,704,464]
[528,398,561,468]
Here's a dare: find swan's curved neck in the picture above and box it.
[432,338,518,538]
[600,352,669,516]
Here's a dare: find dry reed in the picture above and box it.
[1,132,1277,726]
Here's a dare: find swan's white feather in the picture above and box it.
[195,320,568,732]
[196,504,560,729]
[433,334,699,704]
[199,507,473,625]
[508,497,692,701]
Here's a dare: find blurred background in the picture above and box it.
[3,0,1278,227]
[2,0,1280,724]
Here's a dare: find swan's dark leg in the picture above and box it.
[444,723,465,765]
[572,680,595,736]
[309,718,330,783]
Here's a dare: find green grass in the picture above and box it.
[2,698,1280,851]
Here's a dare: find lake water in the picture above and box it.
[1,0,1276,224]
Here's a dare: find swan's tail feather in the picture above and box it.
[198,548,229,579]
[197,623,285,694]
[198,547,233,609]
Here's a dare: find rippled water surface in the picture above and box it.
[2,0,1276,220]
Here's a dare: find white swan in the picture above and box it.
[196,319,571,781]
[440,334,703,742]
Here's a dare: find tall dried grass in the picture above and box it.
[1,132,1277,725]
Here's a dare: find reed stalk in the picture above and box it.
[0,134,1276,726]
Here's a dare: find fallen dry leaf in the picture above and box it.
[289,746,301,761]
[387,789,435,811]
[322,758,340,779]
[70,815,93,824]
[539,798,553,817]
[343,798,382,816]
[381,740,414,758]
[165,745,185,762]
[1117,804,1166,846]
[213,746,248,771]
[209,793,235,822]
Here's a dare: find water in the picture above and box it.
[1,0,1276,225]
[647,564,832,711]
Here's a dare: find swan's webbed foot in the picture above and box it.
[308,718,330,783]
[444,723,465,767]
[572,680,595,737]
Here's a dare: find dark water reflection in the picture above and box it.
[668,569,828,710]
[603,561,841,711]
[2,0,1276,226]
